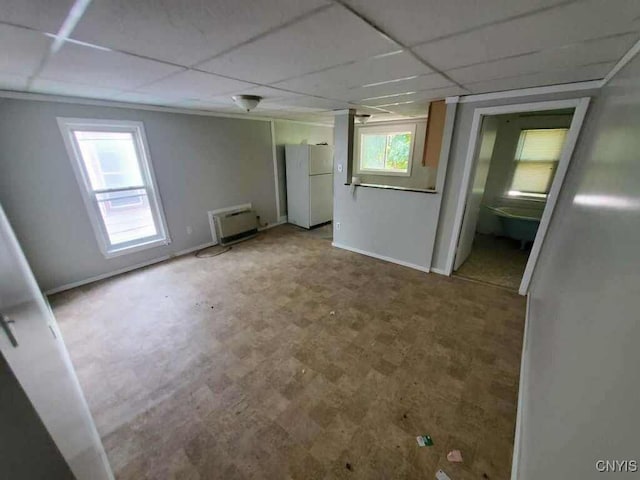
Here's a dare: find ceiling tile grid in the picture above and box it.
[197,5,399,84]
[0,0,76,33]
[271,50,432,99]
[0,24,51,76]
[0,0,637,120]
[37,42,184,91]
[70,0,331,67]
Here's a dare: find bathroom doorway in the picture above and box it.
[446,98,590,294]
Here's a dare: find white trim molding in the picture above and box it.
[331,242,430,273]
[511,293,532,480]
[0,90,334,127]
[270,120,281,218]
[456,80,601,104]
[602,37,640,86]
[444,98,591,296]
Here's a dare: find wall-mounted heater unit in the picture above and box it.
[213,209,258,246]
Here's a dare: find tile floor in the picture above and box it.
[454,234,531,291]
[50,225,525,480]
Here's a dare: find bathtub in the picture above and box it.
[487,205,542,248]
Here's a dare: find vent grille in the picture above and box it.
[213,209,257,246]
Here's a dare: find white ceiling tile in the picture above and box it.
[0,72,28,90]
[112,91,169,105]
[141,70,255,99]
[341,0,568,46]
[359,86,465,106]
[71,0,330,66]
[30,78,123,99]
[448,33,637,84]
[413,0,640,71]
[0,24,50,75]
[383,100,431,117]
[0,0,74,33]
[198,5,398,84]
[347,73,454,101]
[466,63,615,93]
[271,51,431,98]
[264,95,348,110]
[38,42,183,90]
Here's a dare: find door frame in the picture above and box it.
[444,97,591,294]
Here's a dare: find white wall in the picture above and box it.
[431,88,601,272]
[273,120,333,218]
[0,98,278,292]
[332,112,439,271]
[515,54,640,479]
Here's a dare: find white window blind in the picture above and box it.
[509,128,568,198]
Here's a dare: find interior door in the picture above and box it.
[454,116,499,270]
[0,204,113,480]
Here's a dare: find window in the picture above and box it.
[357,124,416,176]
[508,128,568,199]
[58,118,170,257]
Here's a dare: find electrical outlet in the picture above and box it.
[335,222,341,230]
[186,226,192,235]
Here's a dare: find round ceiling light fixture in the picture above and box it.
[355,114,372,124]
[232,94,262,112]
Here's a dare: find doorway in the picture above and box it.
[446,99,590,294]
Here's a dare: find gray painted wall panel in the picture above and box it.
[517,55,640,478]
[0,99,277,291]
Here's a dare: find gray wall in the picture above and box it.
[0,98,277,292]
[431,88,600,272]
[516,54,640,479]
[273,120,333,218]
[332,112,439,270]
[477,112,573,235]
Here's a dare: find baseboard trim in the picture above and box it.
[44,241,217,295]
[331,242,430,273]
[429,267,448,276]
[259,217,287,231]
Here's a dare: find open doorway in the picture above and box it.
[446,99,590,294]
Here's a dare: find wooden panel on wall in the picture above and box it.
[422,99,446,168]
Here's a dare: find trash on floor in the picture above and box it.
[416,435,434,447]
[435,469,452,480]
[345,462,353,471]
[329,311,336,316]
[447,450,463,463]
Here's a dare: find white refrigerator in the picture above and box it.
[285,144,333,229]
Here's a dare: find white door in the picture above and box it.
[309,145,333,175]
[454,116,499,270]
[309,173,333,226]
[0,204,113,480]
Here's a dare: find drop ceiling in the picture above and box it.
[0,0,638,123]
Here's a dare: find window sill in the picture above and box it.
[103,237,170,258]
[345,183,437,194]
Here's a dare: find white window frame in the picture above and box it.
[356,123,416,177]
[57,118,170,258]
